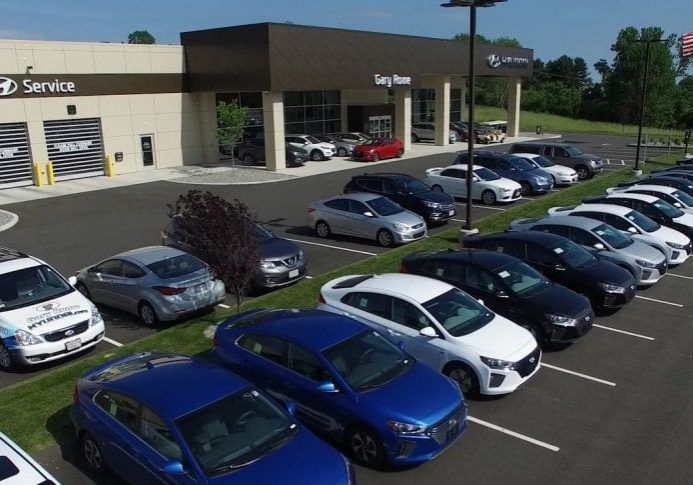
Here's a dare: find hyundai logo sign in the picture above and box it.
[36,302,60,312]
[64,329,75,337]
[487,54,502,69]
[486,54,530,69]
[529,356,536,364]
[0,77,18,96]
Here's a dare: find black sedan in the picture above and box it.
[462,230,637,310]
[618,176,693,196]
[401,249,594,345]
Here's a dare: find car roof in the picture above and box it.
[476,230,568,246]
[0,254,42,273]
[574,203,632,215]
[625,185,676,194]
[89,353,250,421]
[339,273,452,303]
[537,215,602,229]
[115,246,188,265]
[606,193,659,203]
[353,172,414,180]
[416,248,518,269]
[326,192,385,203]
[443,164,487,171]
[512,152,541,158]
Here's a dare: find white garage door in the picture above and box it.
[44,118,105,181]
[0,122,33,189]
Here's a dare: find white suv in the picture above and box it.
[285,134,336,161]
[318,273,540,396]
[0,247,105,370]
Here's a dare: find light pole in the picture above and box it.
[441,0,507,232]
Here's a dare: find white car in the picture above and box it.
[411,122,458,144]
[318,273,540,396]
[606,184,693,215]
[285,134,336,161]
[425,164,522,205]
[0,247,105,370]
[514,152,578,186]
[548,203,691,265]
[0,431,60,484]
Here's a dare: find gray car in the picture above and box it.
[509,215,667,286]
[509,142,604,180]
[314,135,357,157]
[75,246,226,326]
[307,193,427,247]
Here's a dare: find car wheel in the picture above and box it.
[431,184,444,192]
[310,150,325,161]
[444,363,480,398]
[396,148,404,158]
[75,282,91,300]
[371,152,380,162]
[242,154,255,166]
[376,229,394,247]
[315,221,331,239]
[337,147,348,157]
[575,165,589,180]
[520,182,532,196]
[411,133,419,143]
[481,190,497,205]
[551,174,559,186]
[81,432,108,476]
[346,426,385,467]
[138,301,158,327]
[0,344,13,371]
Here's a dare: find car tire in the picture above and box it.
[411,133,419,143]
[520,182,532,196]
[396,148,404,158]
[0,344,13,371]
[575,165,589,180]
[242,154,255,166]
[551,174,559,186]
[315,221,331,239]
[444,362,480,398]
[75,282,91,300]
[310,150,325,161]
[431,184,444,192]
[346,426,385,467]
[81,432,108,476]
[138,301,158,327]
[481,190,497,205]
[337,147,348,157]
[372,152,380,162]
[376,229,394,247]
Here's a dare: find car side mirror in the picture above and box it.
[159,461,185,475]
[674,202,683,208]
[316,381,339,393]
[627,227,638,234]
[419,326,437,338]
[363,211,375,218]
[553,263,566,271]
[284,400,296,416]
[472,176,479,182]
[476,298,485,306]
[494,290,509,299]
[593,243,605,250]
[68,276,78,285]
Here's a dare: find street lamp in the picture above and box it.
[441,0,507,233]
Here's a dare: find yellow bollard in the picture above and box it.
[46,161,55,185]
[103,154,115,177]
[32,162,43,187]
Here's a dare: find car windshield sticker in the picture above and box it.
[252,342,263,354]
[496,246,504,252]
[498,270,511,279]
[109,401,118,416]
[595,230,606,236]
[436,268,444,276]
[627,215,635,221]
[554,247,564,254]
[359,297,369,307]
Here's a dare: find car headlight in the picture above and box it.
[588,160,597,166]
[259,260,278,269]
[544,313,577,327]
[391,222,408,231]
[480,356,514,369]
[15,329,42,346]
[666,241,686,249]
[90,305,103,326]
[598,283,625,294]
[501,187,512,193]
[386,420,427,435]
[423,201,440,208]
[298,250,305,260]
[635,259,657,268]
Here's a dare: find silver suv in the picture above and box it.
[509,142,603,180]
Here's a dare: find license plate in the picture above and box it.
[448,210,455,216]
[194,283,207,294]
[65,338,82,351]
[446,424,460,441]
[289,269,299,278]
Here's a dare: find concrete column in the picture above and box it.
[394,89,412,151]
[262,91,286,171]
[434,75,451,146]
[507,77,522,138]
[197,93,220,164]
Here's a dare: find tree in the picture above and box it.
[168,191,260,312]
[216,100,248,166]
[127,30,155,44]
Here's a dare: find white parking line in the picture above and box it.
[217,303,230,309]
[550,189,561,192]
[467,416,560,452]
[456,203,507,211]
[305,275,314,279]
[541,362,616,387]
[593,323,655,341]
[667,273,693,281]
[635,295,684,308]
[522,196,536,201]
[103,337,123,347]
[450,218,467,223]
[283,238,377,256]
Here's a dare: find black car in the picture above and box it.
[343,173,456,223]
[653,165,693,174]
[676,157,693,166]
[235,139,307,167]
[618,176,693,196]
[462,231,637,311]
[401,249,594,344]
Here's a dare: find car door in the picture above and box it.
[439,168,466,197]
[322,199,351,235]
[570,227,605,251]
[382,180,409,209]
[117,262,149,315]
[235,334,292,399]
[356,178,385,197]
[525,242,570,285]
[602,213,638,234]
[541,145,556,162]
[89,259,124,307]
[464,263,525,323]
[346,200,376,238]
[631,199,667,224]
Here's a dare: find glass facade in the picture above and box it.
[284,90,341,135]
[411,89,435,123]
[216,92,264,140]
[451,88,462,122]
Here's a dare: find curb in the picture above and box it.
[0,209,18,232]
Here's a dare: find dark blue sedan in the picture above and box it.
[455,151,554,195]
[213,309,467,467]
[71,352,352,484]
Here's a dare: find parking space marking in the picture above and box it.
[455,203,507,211]
[103,337,124,347]
[667,273,693,281]
[305,275,314,279]
[635,295,684,308]
[467,416,560,452]
[522,196,536,201]
[283,238,378,256]
[593,323,655,341]
[541,362,616,387]
[450,218,467,223]
[217,303,230,309]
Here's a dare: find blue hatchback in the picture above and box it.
[456,151,554,195]
[70,352,352,484]
[213,309,467,467]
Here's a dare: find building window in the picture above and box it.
[216,92,264,140]
[451,88,462,123]
[411,89,435,123]
[283,90,341,135]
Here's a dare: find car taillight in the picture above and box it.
[153,286,186,296]
[399,264,407,273]
[73,385,79,404]
[318,292,325,304]
[212,334,219,346]
[308,207,316,213]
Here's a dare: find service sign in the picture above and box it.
[374,73,412,88]
[0,76,76,97]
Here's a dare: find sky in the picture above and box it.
[1,0,692,81]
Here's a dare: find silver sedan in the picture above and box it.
[307,193,427,247]
[75,246,225,326]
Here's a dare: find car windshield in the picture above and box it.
[550,240,597,268]
[652,198,684,218]
[0,264,73,311]
[255,224,274,241]
[362,139,382,146]
[508,157,536,171]
[402,178,430,194]
[593,223,632,250]
[422,288,494,337]
[530,155,553,167]
[323,330,412,392]
[565,145,583,156]
[625,210,660,232]
[496,261,550,297]
[366,197,404,216]
[176,388,298,476]
[672,190,693,207]
[305,136,321,144]
[473,167,501,181]
[146,254,205,279]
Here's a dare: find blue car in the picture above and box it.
[455,151,554,195]
[71,352,352,484]
[213,309,467,467]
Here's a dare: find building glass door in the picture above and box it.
[140,135,155,168]
[368,115,392,139]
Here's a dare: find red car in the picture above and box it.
[352,138,404,162]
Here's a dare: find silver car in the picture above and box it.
[510,215,667,286]
[75,246,225,326]
[314,135,357,157]
[307,193,427,247]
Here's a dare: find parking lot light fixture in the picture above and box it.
[441,0,508,232]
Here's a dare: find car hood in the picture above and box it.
[353,144,378,153]
[261,237,302,261]
[488,177,522,191]
[384,210,425,227]
[358,361,462,426]
[653,225,690,245]
[0,290,93,335]
[549,165,577,176]
[578,154,602,162]
[454,314,537,361]
[620,239,667,264]
[573,258,635,287]
[521,283,591,318]
[417,190,455,204]
[523,168,553,179]
[674,212,693,228]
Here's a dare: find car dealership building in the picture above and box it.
[0,23,532,188]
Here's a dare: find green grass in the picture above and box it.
[473,105,685,139]
[0,154,681,453]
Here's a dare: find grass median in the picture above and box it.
[0,154,681,454]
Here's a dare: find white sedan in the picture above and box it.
[318,273,540,397]
[425,164,522,205]
[0,431,60,483]
[514,152,578,186]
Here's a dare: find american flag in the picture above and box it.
[683,31,693,59]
